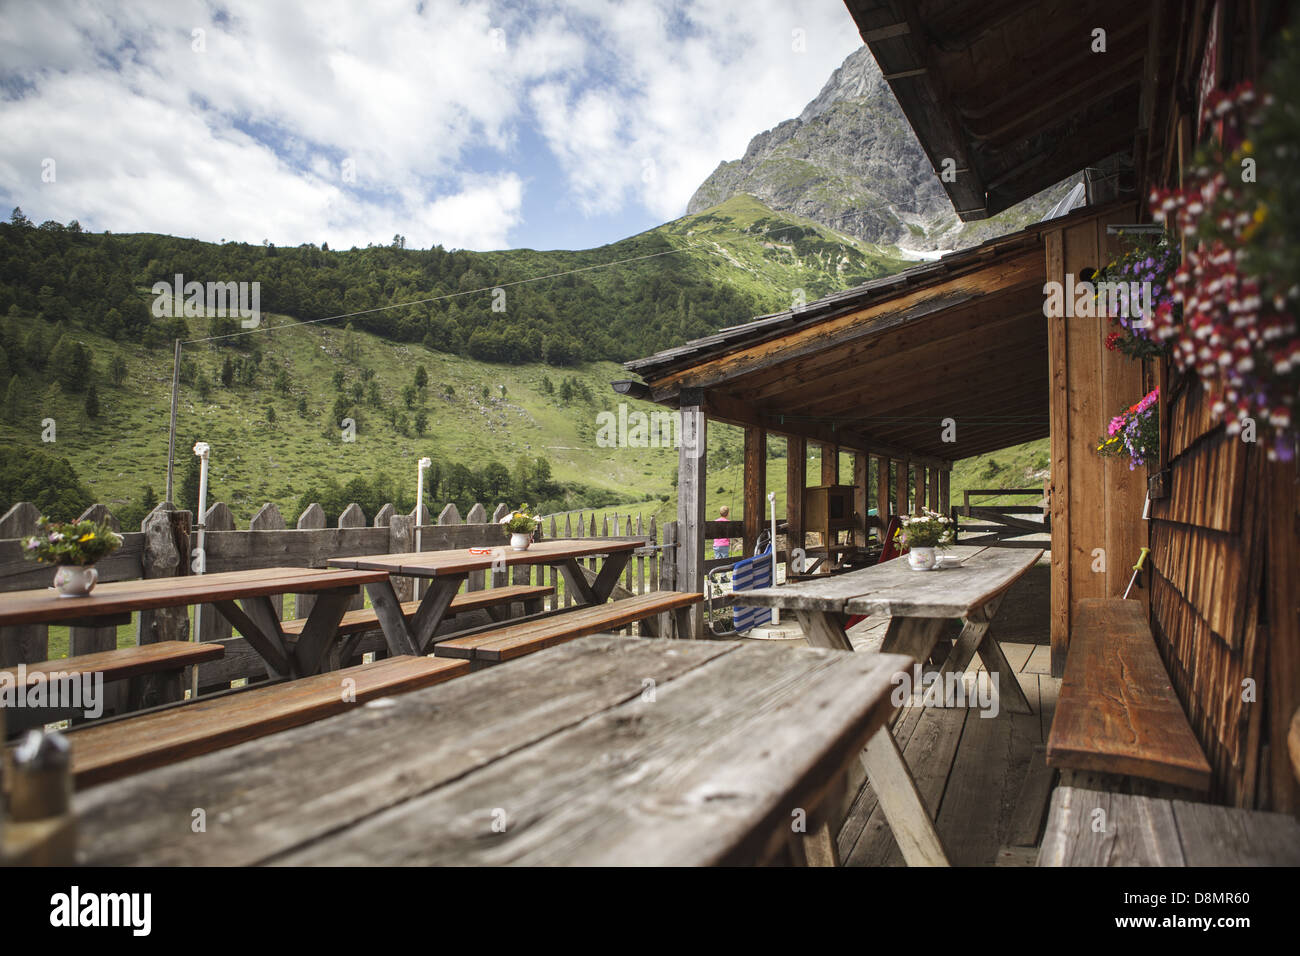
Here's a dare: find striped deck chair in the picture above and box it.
[707,532,774,637]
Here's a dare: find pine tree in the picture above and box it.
[84,384,100,418]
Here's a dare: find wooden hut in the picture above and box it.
[621,0,1298,813]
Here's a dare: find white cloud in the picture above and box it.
[0,0,862,248]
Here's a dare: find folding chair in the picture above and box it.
[706,531,774,637]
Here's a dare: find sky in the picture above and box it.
[0,0,863,252]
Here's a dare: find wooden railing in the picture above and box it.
[957,487,1050,548]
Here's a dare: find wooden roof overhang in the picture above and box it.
[842,0,1181,219]
[624,228,1053,465]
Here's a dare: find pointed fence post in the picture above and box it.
[294,503,325,619]
[337,503,366,611]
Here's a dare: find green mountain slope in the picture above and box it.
[0,198,911,525]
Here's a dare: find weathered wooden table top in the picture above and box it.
[0,567,387,627]
[73,635,913,866]
[733,546,1044,618]
[327,538,639,577]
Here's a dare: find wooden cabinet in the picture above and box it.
[804,485,857,568]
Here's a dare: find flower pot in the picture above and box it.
[906,547,938,572]
[53,565,98,598]
[509,533,532,552]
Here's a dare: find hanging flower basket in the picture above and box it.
[1096,388,1160,471]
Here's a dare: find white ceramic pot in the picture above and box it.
[509,532,532,552]
[906,547,938,571]
[54,565,98,597]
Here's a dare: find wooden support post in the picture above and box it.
[676,399,706,639]
[786,435,806,573]
[928,467,940,513]
[940,468,952,518]
[914,466,927,516]
[853,452,869,547]
[876,455,892,528]
[896,457,910,516]
[742,426,766,558]
[821,443,839,486]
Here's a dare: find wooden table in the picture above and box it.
[73,635,948,866]
[734,545,1044,714]
[328,539,640,656]
[0,567,388,679]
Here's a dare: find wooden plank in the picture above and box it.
[743,426,766,557]
[1,641,223,685]
[876,455,892,526]
[734,546,1042,619]
[278,585,555,637]
[60,655,469,788]
[0,567,386,627]
[1007,743,1058,847]
[786,435,806,573]
[327,538,640,576]
[276,642,912,866]
[292,502,327,619]
[677,404,706,639]
[1037,787,1186,866]
[435,592,702,662]
[1045,225,1070,678]
[1046,598,1211,791]
[74,638,743,865]
[1171,800,1300,866]
[933,672,1040,865]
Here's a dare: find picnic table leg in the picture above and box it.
[293,586,361,676]
[880,616,946,663]
[591,551,632,602]
[409,573,468,655]
[560,558,599,605]
[859,726,951,867]
[213,598,292,678]
[364,577,421,657]
[794,610,853,652]
[935,595,1032,714]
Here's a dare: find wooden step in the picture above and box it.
[278,584,554,637]
[435,592,703,663]
[1,641,224,685]
[61,655,470,788]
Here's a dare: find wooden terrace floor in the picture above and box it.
[832,620,1060,867]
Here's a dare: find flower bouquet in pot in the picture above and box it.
[898,510,955,571]
[500,505,542,551]
[22,517,124,597]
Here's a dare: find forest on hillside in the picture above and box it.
[0,208,763,366]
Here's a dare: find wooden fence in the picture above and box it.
[0,500,678,694]
[955,487,1051,548]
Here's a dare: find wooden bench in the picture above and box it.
[1046,597,1211,793]
[1038,786,1300,866]
[58,654,469,788]
[278,584,553,656]
[2,641,225,735]
[434,592,704,663]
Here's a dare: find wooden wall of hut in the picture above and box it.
[1150,377,1298,812]
[1044,201,1149,676]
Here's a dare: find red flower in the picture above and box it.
[1105,331,1122,351]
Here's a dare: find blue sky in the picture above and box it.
[0,0,862,251]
